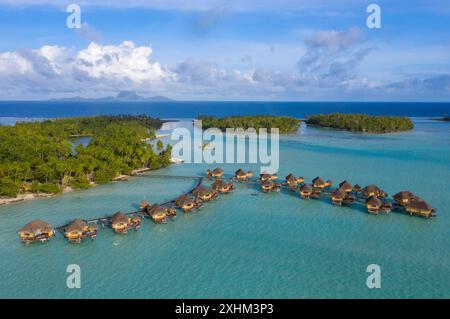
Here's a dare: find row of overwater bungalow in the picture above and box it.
[17,167,436,245]
[18,171,235,245]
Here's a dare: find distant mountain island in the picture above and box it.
[51,91,174,102]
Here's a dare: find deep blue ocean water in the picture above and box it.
[0,102,449,298]
[0,101,449,119]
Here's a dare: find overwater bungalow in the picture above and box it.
[361,185,387,198]
[366,196,383,214]
[64,219,89,243]
[311,187,322,199]
[166,207,177,219]
[331,188,347,205]
[261,179,274,193]
[140,201,151,210]
[212,180,234,194]
[325,180,333,188]
[211,167,223,178]
[353,184,361,193]
[381,201,393,214]
[111,212,129,233]
[404,199,436,218]
[342,193,356,206]
[145,204,168,224]
[260,173,272,182]
[176,195,198,212]
[285,174,298,188]
[273,182,281,192]
[235,168,247,180]
[299,184,313,199]
[339,181,353,193]
[193,186,218,202]
[312,177,326,189]
[18,219,55,244]
[297,176,305,184]
[393,191,417,205]
[129,216,142,230]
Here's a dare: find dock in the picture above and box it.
[41,171,435,240]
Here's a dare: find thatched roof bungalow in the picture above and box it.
[140,201,151,210]
[393,191,417,205]
[193,186,218,202]
[404,199,436,218]
[339,181,353,193]
[299,184,313,199]
[325,180,332,188]
[260,173,272,182]
[111,212,130,233]
[312,177,326,189]
[235,168,247,180]
[211,167,223,178]
[331,188,347,205]
[18,219,55,244]
[285,174,298,188]
[361,185,387,198]
[176,195,198,212]
[212,180,234,193]
[146,204,168,224]
[64,219,88,243]
[261,179,274,193]
[342,193,356,206]
[366,196,383,214]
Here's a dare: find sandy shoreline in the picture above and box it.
[0,167,154,207]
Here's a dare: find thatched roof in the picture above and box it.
[235,168,246,177]
[212,180,228,189]
[212,167,223,174]
[361,184,385,197]
[147,204,166,216]
[332,188,347,199]
[262,180,274,187]
[353,184,361,191]
[140,200,151,209]
[260,173,271,180]
[111,212,128,224]
[176,195,195,206]
[193,186,213,197]
[285,174,297,182]
[299,184,313,193]
[312,177,325,186]
[339,180,353,191]
[406,199,434,212]
[393,191,416,203]
[19,219,53,234]
[366,196,382,207]
[65,219,87,233]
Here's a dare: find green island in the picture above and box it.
[305,113,414,133]
[0,115,172,199]
[435,115,450,122]
[197,115,301,133]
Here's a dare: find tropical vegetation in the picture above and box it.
[197,115,301,133]
[0,115,171,198]
[306,113,414,133]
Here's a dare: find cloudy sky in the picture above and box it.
[0,0,449,101]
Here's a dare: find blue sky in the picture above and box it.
[0,0,449,101]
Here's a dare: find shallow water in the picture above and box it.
[0,118,449,298]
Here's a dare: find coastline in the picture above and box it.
[0,167,155,207]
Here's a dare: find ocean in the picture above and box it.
[0,102,449,298]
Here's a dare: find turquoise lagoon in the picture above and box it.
[0,118,449,298]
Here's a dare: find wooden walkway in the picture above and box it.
[55,174,203,232]
[53,173,412,233]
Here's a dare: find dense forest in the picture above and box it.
[197,115,301,133]
[305,113,414,133]
[0,115,171,198]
